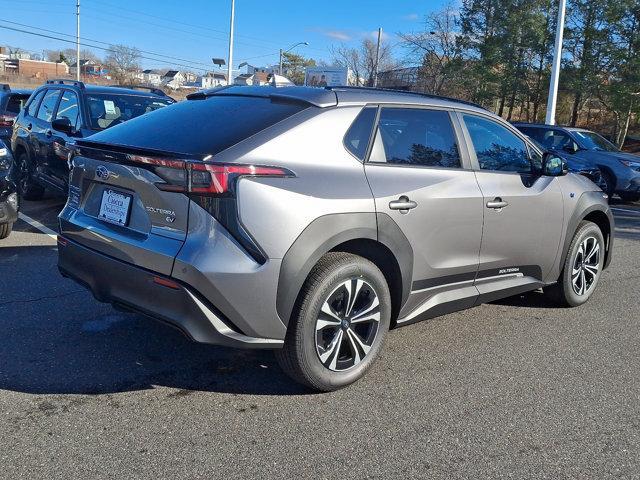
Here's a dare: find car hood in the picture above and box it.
[581,150,640,164]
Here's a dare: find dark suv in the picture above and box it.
[514,123,640,202]
[0,84,32,145]
[57,86,614,390]
[11,80,175,200]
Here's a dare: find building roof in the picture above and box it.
[163,70,180,78]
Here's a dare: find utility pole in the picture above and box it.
[227,0,235,85]
[373,27,382,88]
[545,0,566,125]
[76,0,80,81]
[279,49,283,76]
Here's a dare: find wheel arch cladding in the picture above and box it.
[276,212,413,326]
[562,191,614,272]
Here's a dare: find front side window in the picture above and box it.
[344,106,376,160]
[463,114,531,173]
[55,90,81,129]
[36,89,61,123]
[26,90,45,117]
[372,108,461,168]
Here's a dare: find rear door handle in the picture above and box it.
[389,196,417,212]
[486,197,509,209]
[27,123,32,131]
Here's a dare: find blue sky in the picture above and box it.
[0,0,444,73]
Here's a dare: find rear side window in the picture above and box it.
[26,90,45,117]
[6,94,30,114]
[36,89,61,123]
[344,107,376,160]
[85,93,173,130]
[371,108,461,168]
[86,95,308,155]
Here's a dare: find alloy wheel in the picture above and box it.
[315,277,381,372]
[571,236,600,296]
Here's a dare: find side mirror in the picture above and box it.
[51,117,74,135]
[543,153,569,176]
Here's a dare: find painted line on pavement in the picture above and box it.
[611,207,640,215]
[18,212,58,240]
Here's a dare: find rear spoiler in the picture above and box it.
[186,85,337,108]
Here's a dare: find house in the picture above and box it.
[70,60,106,77]
[161,70,186,88]
[141,69,162,86]
[198,72,227,89]
[234,71,270,86]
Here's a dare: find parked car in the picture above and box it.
[525,135,604,188]
[11,79,175,200]
[0,139,18,239]
[514,122,640,202]
[57,86,614,391]
[0,84,32,145]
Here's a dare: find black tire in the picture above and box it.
[16,151,45,201]
[600,170,615,199]
[276,252,391,392]
[545,221,605,307]
[620,192,640,203]
[0,222,12,239]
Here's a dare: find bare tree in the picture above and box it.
[398,3,463,95]
[105,44,141,84]
[331,38,396,86]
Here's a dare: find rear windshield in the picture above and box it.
[86,93,174,130]
[5,94,30,114]
[86,95,309,155]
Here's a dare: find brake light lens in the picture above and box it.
[126,154,294,195]
[0,114,15,127]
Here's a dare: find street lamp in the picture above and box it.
[279,41,309,76]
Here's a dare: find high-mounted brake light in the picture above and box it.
[125,154,293,195]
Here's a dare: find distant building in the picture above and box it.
[234,71,270,86]
[161,70,186,88]
[2,58,69,77]
[140,69,162,86]
[70,60,107,77]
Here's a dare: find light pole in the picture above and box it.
[545,0,567,125]
[76,0,80,81]
[227,0,235,85]
[279,41,309,76]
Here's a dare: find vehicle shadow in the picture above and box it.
[0,245,311,397]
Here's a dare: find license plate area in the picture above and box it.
[98,188,132,226]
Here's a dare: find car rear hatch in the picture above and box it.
[59,143,193,275]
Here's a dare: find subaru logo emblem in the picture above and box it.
[96,165,110,180]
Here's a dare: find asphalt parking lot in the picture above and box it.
[1,194,639,479]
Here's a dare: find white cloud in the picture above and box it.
[324,30,352,41]
[402,13,420,21]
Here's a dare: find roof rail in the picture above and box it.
[46,79,85,89]
[325,85,487,110]
[109,84,170,97]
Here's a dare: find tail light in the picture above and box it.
[0,114,15,127]
[125,153,294,264]
[125,154,294,195]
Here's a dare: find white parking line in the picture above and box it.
[611,207,640,215]
[18,212,58,240]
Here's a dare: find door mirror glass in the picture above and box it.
[543,153,568,176]
[51,117,74,134]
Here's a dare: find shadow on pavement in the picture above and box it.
[0,245,310,397]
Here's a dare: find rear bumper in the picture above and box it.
[57,237,284,349]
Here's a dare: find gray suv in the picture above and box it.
[57,86,614,391]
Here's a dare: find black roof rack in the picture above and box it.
[46,79,85,89]
[325,85,487,110]
[109,84,170,97]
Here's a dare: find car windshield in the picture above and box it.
[86,93,174,130]
[573,131,618,152]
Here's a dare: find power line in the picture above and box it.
[0,18,214,68]
[0,24,209,72]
